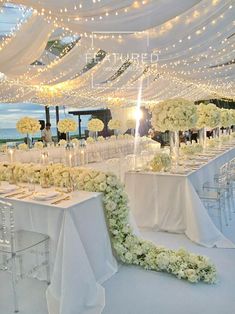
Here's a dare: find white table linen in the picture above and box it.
[125,148,235,249]
[0,187,117,314]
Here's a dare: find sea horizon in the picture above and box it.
[0,127,86,140]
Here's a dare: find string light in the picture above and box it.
[0,0,234,106]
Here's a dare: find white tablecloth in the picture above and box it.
[125,148,235,248]
[1,188,117,314]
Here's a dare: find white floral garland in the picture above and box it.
[151,98,197,132]
[0,162,217,284]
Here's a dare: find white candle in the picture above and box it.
[80,150,85,165]
[9,149,13,163]
[69,153,72,167]
[41,154,45,165]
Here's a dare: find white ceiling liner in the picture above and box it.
[8,0,202,31]
[0,0,234,107]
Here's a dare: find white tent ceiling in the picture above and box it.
[0,0,234,108]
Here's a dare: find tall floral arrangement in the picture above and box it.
[57,118,77,133]
[151,98,197,131]
[87,118,104,132]
[196,103,221,128]
[0,162,217,284]
[220,109,232,128]
[16,117,40,135]
[108,119,121,130]
[230,109,235,125]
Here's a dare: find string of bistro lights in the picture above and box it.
[0,0,234,107]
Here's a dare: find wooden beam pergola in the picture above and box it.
[68,108,112,138]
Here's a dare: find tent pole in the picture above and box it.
[45,106,50,124]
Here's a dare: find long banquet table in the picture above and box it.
[0,187,117,314]
[125,147,235,249]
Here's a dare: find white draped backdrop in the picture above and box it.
[0,0,234,108]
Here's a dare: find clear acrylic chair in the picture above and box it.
[197,186,227,231]
[105,158,121,179]
[0,200,50,313]
[200,171,230,230]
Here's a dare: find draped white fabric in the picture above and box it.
[0,0,234,105]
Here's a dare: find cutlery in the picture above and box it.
[17,192,35,199]
[4,190,25,198]
[51,195,70,205]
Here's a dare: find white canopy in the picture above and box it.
[0,0,234,107]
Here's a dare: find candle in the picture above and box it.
[69,153,72,167]
[9,149,13,163]
[80,150,85,165]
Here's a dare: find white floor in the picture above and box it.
[0,216,235,314]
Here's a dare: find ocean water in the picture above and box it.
[0,127,86,140]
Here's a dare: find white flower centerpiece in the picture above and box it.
[34,141,44,150]
[196,103,221,148]
[151,98,197,164]
[220,108,232,136]
[108,119,121,136]
[180,143,203,158]
[16,116,41,148]
[57,118,78,144]
[149,153,171,172]
[87,118,104,140]
[0,161,217,284]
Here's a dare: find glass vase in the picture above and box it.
[169,131,179,166]
[114,129,119,137]
[131,128,135,137]
[199,127,207,150]
[26,133,30,149]
[66,132,70,143]
[93,131,98,141]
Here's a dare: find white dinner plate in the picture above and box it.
[33,191,60,201]
[0,184,18,194]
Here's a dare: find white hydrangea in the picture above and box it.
[108,119,121,130]
[87,118,104,132]
[57,119,77,133]
[16,116,41,135]
[196,103,221,129]
[151,98,197,131]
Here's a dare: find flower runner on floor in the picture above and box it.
[0,162,217,287]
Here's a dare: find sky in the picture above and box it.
[0,103,90,129]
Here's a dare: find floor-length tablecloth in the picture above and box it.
[125,148,235,248]
[1,190,117,314]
